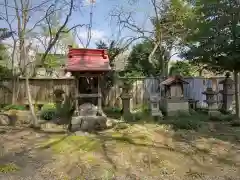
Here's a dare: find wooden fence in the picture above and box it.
[0,76,226,109]
[0,77,76,105]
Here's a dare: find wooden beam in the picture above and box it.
[98,76,102,111]
[75,78,79,115]
[76,94,101,98]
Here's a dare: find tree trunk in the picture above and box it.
[233,70,239,119]
[11,76,16,104]
[25,75,39,128]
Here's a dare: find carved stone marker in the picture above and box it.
[120,92,132,121]
[219,72,234,112]
[150,94,162,118]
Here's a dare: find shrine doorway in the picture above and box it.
[78,76,98,105]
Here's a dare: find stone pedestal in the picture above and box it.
[120,93,132,121]
[70,103,107,132]
[202,87,220,116]
[219,72,234,112]
[160,98,189,116]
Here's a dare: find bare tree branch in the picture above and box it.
[40,0,75,62]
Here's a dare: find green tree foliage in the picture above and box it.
[125,40,162,76]
[182,0,240,118]
[0,28,12,79]
[182,0,240,72]
[150,0,193,75]
[169,61,198,76]
[152,0,193,48]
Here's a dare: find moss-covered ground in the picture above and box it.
[1,118,240,179]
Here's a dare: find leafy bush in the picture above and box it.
[170,116,203,130]
[3,104,26,111]
[167,112,204,130]
[40,103,57,120]
[103,107,122,119]
[209,114,235,122]
[230,120,240,127]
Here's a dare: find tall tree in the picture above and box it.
[182,0,240,117]
[126,40,162,76]
[150,0,193,76]
[111,0,193,77]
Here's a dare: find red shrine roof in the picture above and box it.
[65,46,111,72]
[160,75,189,86]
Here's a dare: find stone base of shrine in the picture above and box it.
[208,110,221,116]
[71,115,107,132]
[160,98,189,116]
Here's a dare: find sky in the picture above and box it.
[69,0,154,47]
[0,0,180,60]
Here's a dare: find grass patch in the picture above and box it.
[0,163,20,173]
[39,135,101,154]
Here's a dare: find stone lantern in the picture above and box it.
[149,94,162,118]
[159,75,189,115]
[120,81,132,121]
[53,89,65,108]
[219,72,234,112]
[202,87,219,115]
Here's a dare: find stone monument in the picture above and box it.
[160,75,189,116]
[202,87,220,116]
[53,89,65,112]
[120,83,132,121]
[149,94,163,119]
[219,72,234,113]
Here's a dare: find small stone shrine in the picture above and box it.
[160,75,189,115]
[202,87,219,116]
[219,72,234,113]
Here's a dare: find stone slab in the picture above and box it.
[71,115,107,132]
[71,116,83,125]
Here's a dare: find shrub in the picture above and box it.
[103,107,122,119]
[209,114,235,122]
[230,120,240,127]
[167,112,204,131]
[40,103,56,120]
[170,116,203,130]
[3,104,26,111]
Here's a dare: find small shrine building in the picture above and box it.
[65,46,111,115]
